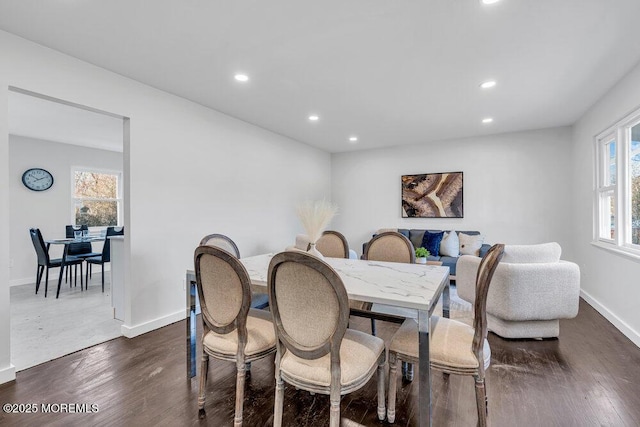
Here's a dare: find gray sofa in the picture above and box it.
[363,228,490,277]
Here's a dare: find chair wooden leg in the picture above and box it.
[377,354,386,421]
[370,318,377,336]
[74,265,78,287]
[475,376,488,427]
[274,367,284,427]
[101,265,105,292]
[85,263,89,289]
[198,353,209,419]
[234,360,247,426]
[329,397,340,427]
[406,363,414,381]
[387,352,398,423]
[80,263,84,290]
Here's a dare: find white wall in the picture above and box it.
[332,127,574,257]
[9,135,123,285]
[0,75,12,383]
[0,30,331,383]
[571,60,640,347]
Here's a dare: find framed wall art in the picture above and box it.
[401,172,463,218]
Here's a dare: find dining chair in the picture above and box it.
[363,231,416,264]
[29,228,84,298]
[194,245,277,426]
[315,230,350,258]
[84,226,123,292]
[268,251,386,427]
[359,231,416,336]
[65,225,101,282]
[199,233,269,309]
[386,243,505,426]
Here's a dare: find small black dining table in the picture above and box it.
[45,236,105,298]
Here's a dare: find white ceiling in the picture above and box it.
[2,0,640,153]
[8,90,124,152]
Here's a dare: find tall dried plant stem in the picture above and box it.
[296,200,338,243]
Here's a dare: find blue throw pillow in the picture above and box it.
[420,231,444,257]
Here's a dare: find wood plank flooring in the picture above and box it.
[1,298,640,426]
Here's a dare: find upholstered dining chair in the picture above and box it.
[194,245,277,426]
[363,231,416,264]
[315,230,350,258]
[268,251,386,427]
[29,228,84,298]
[359,231,416,336]
[200,233,241,257]
[386,243,505,426]
[199,233,269,309]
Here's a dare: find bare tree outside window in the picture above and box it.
[73,170,121,227]
[631,137,640,244]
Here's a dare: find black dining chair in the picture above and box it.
[85,226,124,292]
[29,228,84,298]
[65,225,101,282]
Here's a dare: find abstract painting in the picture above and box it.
[401,172,463,218]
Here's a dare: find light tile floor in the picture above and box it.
[10,270,123,371]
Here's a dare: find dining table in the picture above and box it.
[45,236,105,298]
[185,253,450,427]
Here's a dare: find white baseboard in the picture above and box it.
[10,265,111,287]
[0,364,16,385]
[580,289,640,348]
[120,309,184,338]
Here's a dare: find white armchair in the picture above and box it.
[456,242,580,339]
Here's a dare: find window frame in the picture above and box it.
[70,166,123,229]
[593,108,640,260]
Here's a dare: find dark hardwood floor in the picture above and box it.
[2,298,640,426]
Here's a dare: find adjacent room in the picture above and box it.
[7,90,125,370]
[1,1,640,426]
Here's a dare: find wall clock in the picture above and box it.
[21,168,54,191]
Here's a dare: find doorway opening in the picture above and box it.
[7,87,129,371]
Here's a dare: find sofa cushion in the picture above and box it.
[459,233,484,256]
[439,256,458,275]
[408,229,425,250]
[502,242,561,263]
[439,230,460,257]
[421,231,444,256]
[397,229,411,239]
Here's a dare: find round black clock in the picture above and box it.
[22,168,54,191]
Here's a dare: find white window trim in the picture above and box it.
[70,166,123,228]
[593,106,640,261]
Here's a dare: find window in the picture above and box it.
[595,109,640,257]
[72,168,122,228]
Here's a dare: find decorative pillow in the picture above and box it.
[459,233,484,256]
[409,229,426,251]
[420,231,444,257]
[439,231,460,257]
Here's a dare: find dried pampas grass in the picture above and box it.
[296,200,338,243]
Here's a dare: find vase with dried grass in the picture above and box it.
[296,200,338,258]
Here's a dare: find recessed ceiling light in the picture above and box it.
[234,73,249,82]
[480,80,496,89]
[482,118,494,124]
[481,0,500,4]
[349,136,358,143]
[308,115,319,121]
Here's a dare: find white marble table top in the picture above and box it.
[240,253,449,312]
